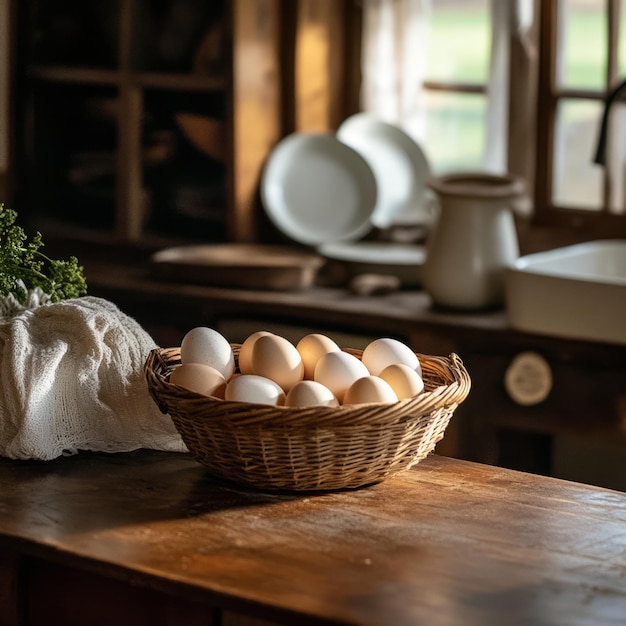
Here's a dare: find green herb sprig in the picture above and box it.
[0,204,87,304]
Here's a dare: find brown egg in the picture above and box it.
[251,334,304,392]
[379,363,424,400]
[169,363,227,398]
[296,333,340,379]
[285,380,338,407]
[238,330,274,374]
[343,376,398,405]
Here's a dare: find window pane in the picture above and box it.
[557,0,606,90]
[427,0,490,83]
[421,91,486,173]
[553,99,604,209]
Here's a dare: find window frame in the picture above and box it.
[533,0,626,238]
[413,0,626,243]
[420,2,538,216]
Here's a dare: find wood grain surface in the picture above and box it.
[1,450,625,625]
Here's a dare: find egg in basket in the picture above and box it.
[144,328,471,491]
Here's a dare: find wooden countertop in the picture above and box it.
[82,255,509,342]
[1,450,625,625]
[78,251,626,362]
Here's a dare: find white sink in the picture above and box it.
[505,240,626,345]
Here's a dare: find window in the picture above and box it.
[535,0,626,234]
[361,0,626,241]
[422,0,493,172]
[361,1,532,177]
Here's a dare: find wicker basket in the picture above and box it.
[145,345,471,491]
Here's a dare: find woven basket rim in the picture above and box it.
[143,344,471,490]
[144,345,471,429]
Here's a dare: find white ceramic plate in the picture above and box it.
[261,133,377,246]
[337,113,432,228]
[318,241,426,286]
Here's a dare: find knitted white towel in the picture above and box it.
[0,294,187,460]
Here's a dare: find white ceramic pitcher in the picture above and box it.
[422,172,525,310]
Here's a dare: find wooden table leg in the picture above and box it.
[0,551,22,626]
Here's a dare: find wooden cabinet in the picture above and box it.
[10,0,283,245]
[9,0,362,248]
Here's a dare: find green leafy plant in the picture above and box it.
[0,204,87,304]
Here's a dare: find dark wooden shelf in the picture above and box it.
[12,0,285,243]
[27,66,227,91]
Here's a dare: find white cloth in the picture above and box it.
[0,294,187,460]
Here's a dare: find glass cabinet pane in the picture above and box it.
[141,89,227,240]
[557,0,606,90]
[553,99,604,209]
[134,0,226,74]
[24,84,118,230]
[24,0,120,68]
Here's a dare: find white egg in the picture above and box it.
[361,337,421,377]
[180,327,235,379]
[285,380,339,408]
[296,333,341,380]
[314,350,369,403]
[251,334,304,392]
[169,363,227,398]
[238,330,273,374]
[225,374,285,406]
[379,363,424,400]
[344,376,398,405]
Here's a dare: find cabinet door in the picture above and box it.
[11,0,283,246]
[131,0,231,242]
[12,1,122,236]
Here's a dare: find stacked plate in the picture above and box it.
[260,114,433,287]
